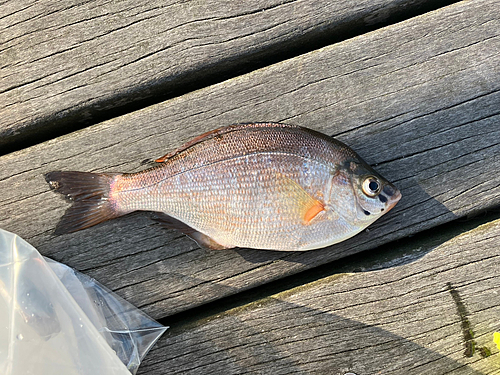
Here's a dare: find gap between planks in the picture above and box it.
[0,0,498,319]
[139,213,500,375]
[0,0,460,155]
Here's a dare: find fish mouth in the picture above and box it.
[382,184,402,213]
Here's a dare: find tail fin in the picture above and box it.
[45,171,121,235]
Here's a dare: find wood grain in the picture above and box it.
[138,219,500,375]
[0,0,498,318]
[0,0,455,152]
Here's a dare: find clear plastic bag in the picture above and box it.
[0,229,167,375]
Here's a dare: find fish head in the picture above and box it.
[328,160,401,226]
[349,160,401,224]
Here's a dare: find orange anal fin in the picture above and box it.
[303,201,325,225]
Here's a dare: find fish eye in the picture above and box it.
[362,176,381,197]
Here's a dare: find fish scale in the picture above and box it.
[46,123,401,251]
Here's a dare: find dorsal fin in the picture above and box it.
[155,123,298,162]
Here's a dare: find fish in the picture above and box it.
[45,123,401,251]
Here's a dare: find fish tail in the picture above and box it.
[45,171,122,235]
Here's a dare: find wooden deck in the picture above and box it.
[1,0,499,373]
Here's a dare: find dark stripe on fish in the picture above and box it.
[383,185,396,197]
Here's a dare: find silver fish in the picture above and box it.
[46,123,401,251]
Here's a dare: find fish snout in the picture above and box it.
[381,184,402,212]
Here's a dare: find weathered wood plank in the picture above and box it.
[139,218,500,375]
[0,0,499,318]
[0,0,455,153]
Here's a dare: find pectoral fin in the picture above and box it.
[154,213,232,250]
[277,176,326,225]
[303,201,325,224]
